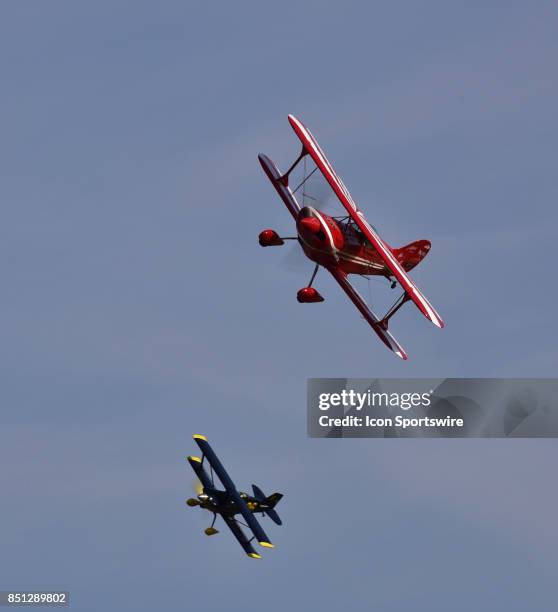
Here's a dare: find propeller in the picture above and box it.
[186,478,204,506]
[279,194,339,274]
[289,155,347,214]
[192,478,203,496]
[280,241,307,273]
[298,173,340,214]
[279,164,347,273]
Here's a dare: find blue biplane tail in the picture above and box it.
[252,485,283,525]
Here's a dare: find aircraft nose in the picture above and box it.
[299,217,321,234]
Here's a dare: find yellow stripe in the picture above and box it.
[259,541,274,548]
[192,434,207,441]
[188,456,202,463]
[248,552,262,559]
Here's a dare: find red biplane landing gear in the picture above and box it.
[384,275,397,289]
[204,514,219,536]
[297,264,324,303]
[258,229,298,247]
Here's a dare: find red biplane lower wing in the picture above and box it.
[328,267,407,360]
[258,153,300,221]
[288,114,444,329]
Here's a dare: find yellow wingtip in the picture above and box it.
[259,541,274,549]
[188,455,202,463]
[193,434,207,441]
[248,552,262,559]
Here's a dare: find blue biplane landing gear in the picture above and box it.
[204,514,219,536]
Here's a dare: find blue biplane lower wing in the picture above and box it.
[187,456,213,490]
[222,516,261,559]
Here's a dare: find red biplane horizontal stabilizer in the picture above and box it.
[288,114,444,329]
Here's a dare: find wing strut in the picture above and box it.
[380,293,411,330]
[292,165,319,195]
[278,146,307,186]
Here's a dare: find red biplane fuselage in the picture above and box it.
[294,206,431,276]
[260,205,431,277]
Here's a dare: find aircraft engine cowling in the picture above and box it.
[259,229,285,247]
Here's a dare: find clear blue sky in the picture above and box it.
[0,2,557,611]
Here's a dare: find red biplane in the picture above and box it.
[258,115,444,360]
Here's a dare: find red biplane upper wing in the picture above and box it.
[328,267,407,360]
[288,114,444,329]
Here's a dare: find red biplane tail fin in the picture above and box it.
[393,239,431,272]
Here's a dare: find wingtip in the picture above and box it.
[392,345,408,360]
[259,541,274,549]
[187,455,202,463]
[192,434,207,441]
[248,552,262,559]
